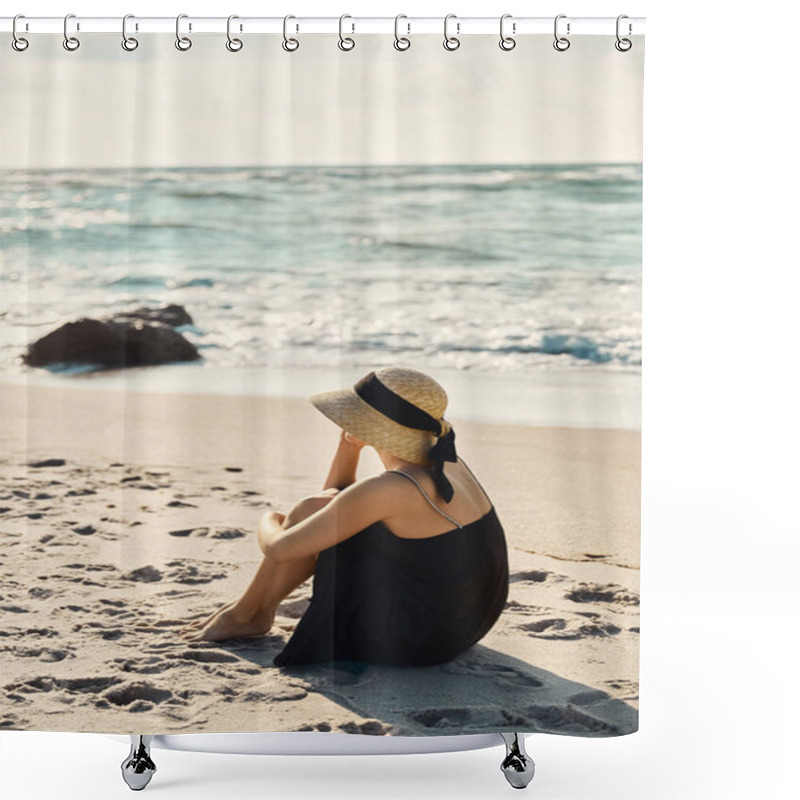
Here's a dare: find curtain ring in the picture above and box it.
[553,14,570,51]
[122,14,139,51]
[443,14,460,51]
[175,14,192,51]
[63,13,80,51]
[282,15,299,51]
[615,15,633,51]
[394,14,411,51]
[338,14,355,51]
[226,15,243,51]
[499,14,516,51]
[12,14,29,51]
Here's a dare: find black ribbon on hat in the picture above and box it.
[354,371,458,502]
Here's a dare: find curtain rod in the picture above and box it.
[1,16,645,36]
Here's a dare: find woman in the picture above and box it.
[180,366,509,668]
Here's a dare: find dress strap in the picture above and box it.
[384,470,463,529]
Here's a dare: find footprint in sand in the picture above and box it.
[167,527,247,539]
[27,586,55,599]
[63,563,118,574]
[101,681,174,709]
[0,712,31,729]
[163,559,230,585]
[407,707,475,728]
[156,588,203,599]
[338,720,393,735]
[509,569,550,584]
[121,565,163,583]
[110,655,177,675]
[407,701,622,735]
[518,616,623,640]
[565,582,640,607]
[70,620,130,640]
[5,675,177,714]
[71,525,96,535]
[4,674,122,701]
[0,626,60,639]
[227,686,309,703]
[567,689,613,706]
[176,649,240,664]
[0,645,73,662]
[442,658,544,688]
[604,677,639,697]
[520,703,622,736]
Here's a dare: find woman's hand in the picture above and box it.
[322,429,365,492]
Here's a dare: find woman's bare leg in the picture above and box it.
[180,492,337,642]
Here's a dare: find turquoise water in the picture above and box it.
[0,163,642,381]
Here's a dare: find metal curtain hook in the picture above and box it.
[282,15,299,51]
[122,14,139,51]
[63,13,80,51]
[499,14,516,51]
[394,14,411,51]
[338,14,355,51]
[226,15,243,51]
[615,14,633,51]
[12,14,29,51]
[175,13,192,51]
[443,14,460,51]
[553,14,571,51]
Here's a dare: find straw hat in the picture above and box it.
[309,366,450,466]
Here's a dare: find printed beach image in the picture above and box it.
[1,34,642,738]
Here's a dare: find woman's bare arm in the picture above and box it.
[322,430,365,491]
[263,473,408,562]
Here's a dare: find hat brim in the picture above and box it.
[309,387,433,465]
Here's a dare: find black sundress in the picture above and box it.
[272,462,509,668]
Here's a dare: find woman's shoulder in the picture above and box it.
[339,472,419,512]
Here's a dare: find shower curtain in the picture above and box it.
[0,24,644,739]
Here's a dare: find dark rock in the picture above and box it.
[22,304,200,371]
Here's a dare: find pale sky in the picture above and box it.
[0,33,643,169]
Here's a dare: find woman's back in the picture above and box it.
[379,457,495,540]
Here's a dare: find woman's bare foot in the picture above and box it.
[181,605,275,643]
[180,601,236,637]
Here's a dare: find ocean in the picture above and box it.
[0,163,642,429]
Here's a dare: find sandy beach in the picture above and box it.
[0,379,639,737]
